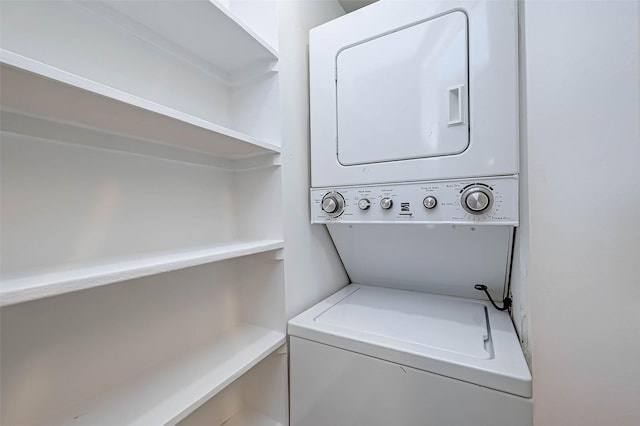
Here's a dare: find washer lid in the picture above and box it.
[315,285,491,359]
[289,284,532,398]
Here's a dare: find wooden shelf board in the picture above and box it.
[0,51,281,161]
[46,325,286,426]
[0,239,284,307]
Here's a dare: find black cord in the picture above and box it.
[474,284,512,311]
[477,227,518,312]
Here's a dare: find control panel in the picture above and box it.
[311,176,518,225]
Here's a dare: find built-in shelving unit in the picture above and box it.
[0,1,287,425]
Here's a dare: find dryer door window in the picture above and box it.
[336,11,469,166]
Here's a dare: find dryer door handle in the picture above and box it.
[448,85,466,126]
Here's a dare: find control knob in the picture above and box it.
[461,186,493,215]
[423,196,437,209]
[380,198,393,210]
[358,198,371,210]
[321,192,345,217]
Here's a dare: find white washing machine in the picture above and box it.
[290,202,532,425]
[290,0,531,425]
[289,285,532,426]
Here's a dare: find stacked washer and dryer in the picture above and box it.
[288,1,532,425]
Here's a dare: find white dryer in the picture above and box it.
[310,0,519,187]
[290,0,531,425]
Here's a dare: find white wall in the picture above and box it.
[278,0,350,320]
[523,1,640,424]
[510,0,532,367]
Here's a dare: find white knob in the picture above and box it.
[380,198,393,210]
[358,198,371,210]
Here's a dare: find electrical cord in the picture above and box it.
[474,284,512,311]
[475,227,518,312]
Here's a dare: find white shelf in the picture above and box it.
[222,409,283,426]
[0,239,284,307]
[80,0,278,79]
[47,325,286,426]
[0,50,281,161]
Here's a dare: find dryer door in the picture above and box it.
[336,11,468,166]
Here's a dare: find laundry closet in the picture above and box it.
[2,1,639,426]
